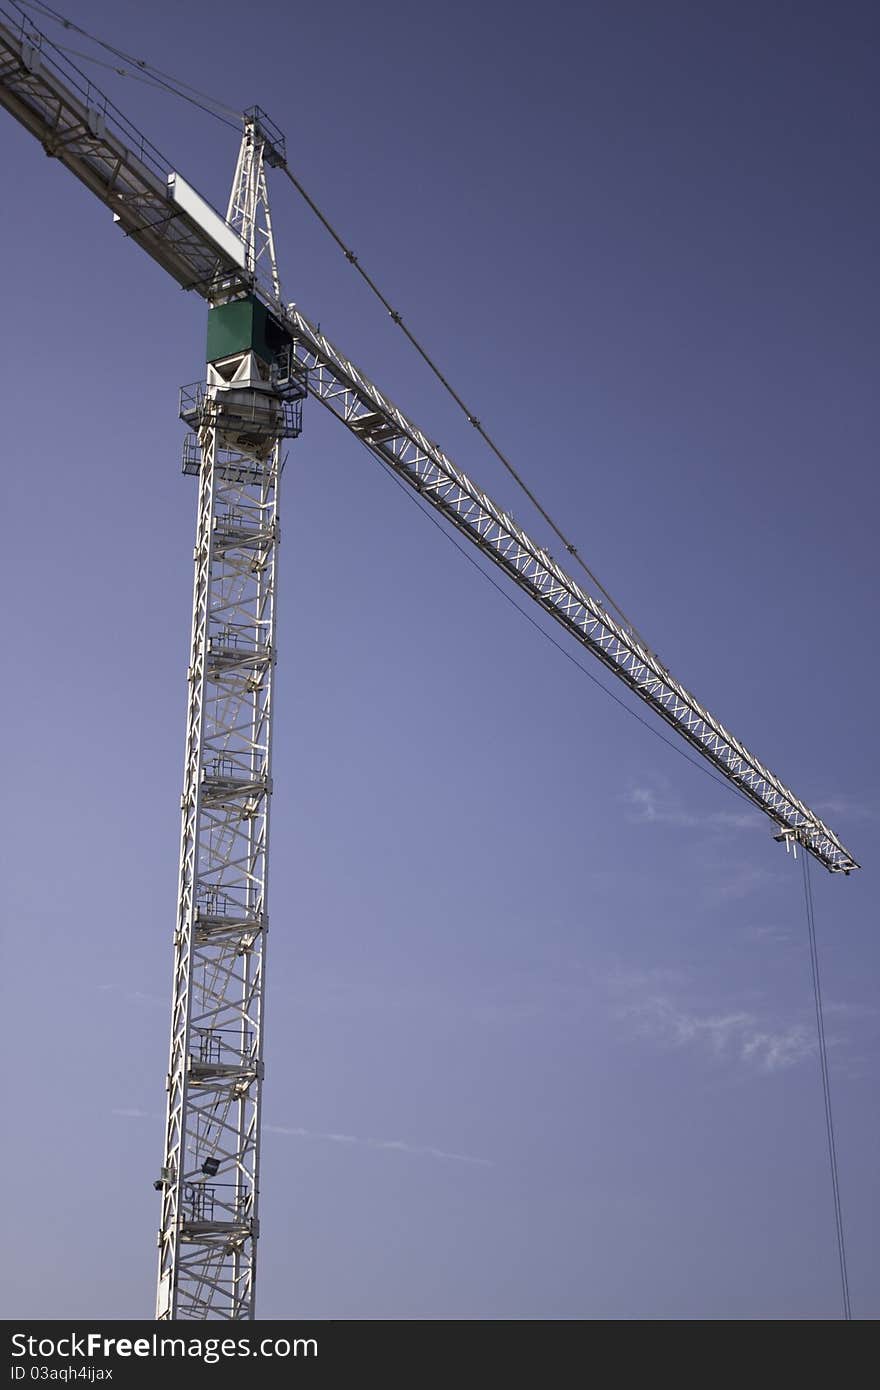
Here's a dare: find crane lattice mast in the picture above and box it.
[155,112,306,1319]
[0,0,860,1325]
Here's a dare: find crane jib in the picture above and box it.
[0,4,859,876]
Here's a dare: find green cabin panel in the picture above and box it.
[206,295,291,365]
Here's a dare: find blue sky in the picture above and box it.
[1,0,877,1319]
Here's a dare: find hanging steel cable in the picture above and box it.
[276,161,653,652]
[800,849,852,1319]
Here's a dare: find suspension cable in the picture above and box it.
[47,38,243,128]
[279,160,654,653]
[17,0,243,126]
[348,430,763,812]
[800,848,852,1319]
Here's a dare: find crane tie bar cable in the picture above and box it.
[18,0,242,126]
[277,160,653,654]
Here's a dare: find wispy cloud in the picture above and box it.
[264,1123,493,1168]
[625,783,878,835]
[814,794,879,823]
[822,1000,878,1021]
[98,983,166,1008]
[608,971,817,1074]
[620,994,814,1072]
[110,1107,493,1168]
[738,1025,815,1071]
[622,782,782,904]
[624,784,761,832]
[743,923,793,946]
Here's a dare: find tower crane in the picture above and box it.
[0,0,860,1322]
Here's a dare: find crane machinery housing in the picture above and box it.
[0,0,860,1321]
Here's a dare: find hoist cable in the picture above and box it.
[800,850,852,1319]
[362,436,857,1321]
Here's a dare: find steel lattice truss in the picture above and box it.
[0,0,861,1333]
[226,107,284,301]
[157,422,281,1320]
[280,306,859,875]
[0,3,246,296]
